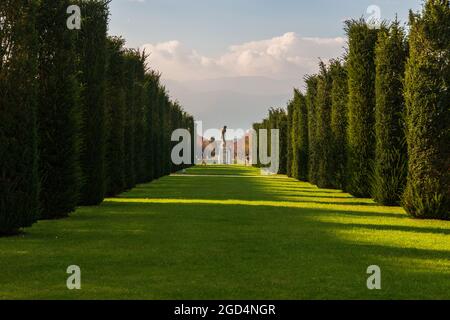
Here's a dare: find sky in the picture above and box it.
[108,0,423,133]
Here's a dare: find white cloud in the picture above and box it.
[141,32,346,82]
[140,32,347,130]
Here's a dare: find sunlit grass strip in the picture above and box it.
[334,228,450,252]
[105,198,406,215]
[171,174,265,178]
[314,214,450,230]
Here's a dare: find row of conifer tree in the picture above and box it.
[255,0,449,220]
[0,0,194,234]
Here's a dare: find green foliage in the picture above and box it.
[330,59,348,190]
[403,0,450,219]
[291,89,308,181]
[273,108,288,174]
[1,0,195,234]
[254,108,288,173]
[76,0,109,205]
[297,90,309,182]
[315,62,334,188]
[305,76,319,184]
[105,36,126,196]
[345,19,381,197]
[133,51,148,184]
[155,87,167,178]
[372,21,408,205]
[286,100,294,177]
[36,0,81,218]
[0,0,40,233]
[122,51,138,189]
[252,122,262,167]
[290,98,299,178]
[142,71,160,182]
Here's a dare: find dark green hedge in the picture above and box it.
[105,37,126,196]
[305,76,319,184]
[36,0,81,218]
[330,59,348,190]
[76,0,109,205]
[372,21,408,205]
[345,19,381,197]
[253,108,288,173]
[0,0,40,233]
[296,89,309,181]
[403,0,450,219]
[290,95,300,178]
[143,71,160,182]
[1,0,195,234]
[315,62,334,188]
[286,100,294,177]
[257,1,448,221]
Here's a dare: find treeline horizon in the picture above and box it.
[254,0,449,220]
[0,0,194,235]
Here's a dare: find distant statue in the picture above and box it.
[222,126,227,146]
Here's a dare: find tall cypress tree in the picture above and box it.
[36,0,81,218]
[330,59,349,190]
[252,122,262,167]
[290,92,300,179]
[264,108,288,174]
[345,19,381,197]
[154,88,166,178]
[403,0,450,219]
[123,50,138,189]
[188,115,195,167]
[151,88,161,177]
[305,75,319,184]
[143,71,161,182]
[164,95,172,174]
[133,51,147,183]
[163,95,172,176]
[269,108,288,174]
[297,89,309,181]
[0,0,39,233]
[76,0,109,205]
[372,21,408,205]
[278,109,288,175]
[286,100,294,177]
[315,62,334,188]
[105,36,126,196]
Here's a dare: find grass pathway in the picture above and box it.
[0,165,449,299]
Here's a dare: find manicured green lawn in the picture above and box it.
[0,165,449,299]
